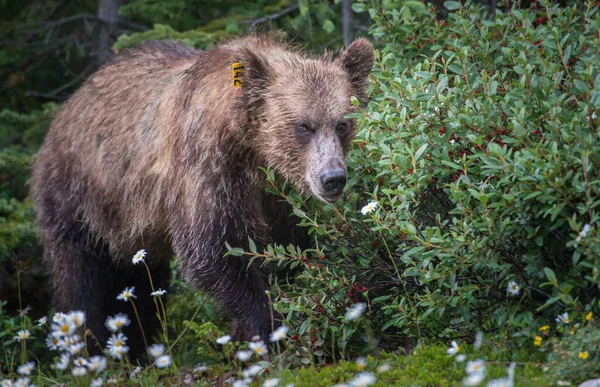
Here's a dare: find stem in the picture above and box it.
[129,300,148,349]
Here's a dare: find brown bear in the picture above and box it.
[30,34,374,358]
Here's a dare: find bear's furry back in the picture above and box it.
[30,36,303,257]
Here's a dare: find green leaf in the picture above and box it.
[444,1,462,10]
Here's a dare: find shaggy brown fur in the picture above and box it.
[31,34,374,358]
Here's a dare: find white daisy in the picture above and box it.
[17,362,35,376]
[506,281,520,296]
[37,316,47,326]
[132,249,146,265]
[216,335,231,345]
[154,354,172,368]
[131,366,143,377]
[345,303,367,321]
[57,334,80,350]
[87,356,107,373]
[243,364,263,378]
[463,373,485,386]
[237,350,253,361]
[67,311,86,327]
[150,289,167,297]
[72,366,87,377]
[360,201,378,215]
[349,372,376,387]
[456,354,467,362]
[376,363,391,373]
[116,287,136,302]
[249,341,268,356]
[73,357,87,367]
[51,319,75,337]
[555,312,570,324]
[447,340,460,356]
[55,353,70,370]
[487,377,512,387]
[107,333,129,359]
[13,379,29,387]
[52,312,66,323]
[46,334,60,350]
[13,330,30,341]
[0,380,12,387]
[91,378,104,387]
[68,342,86,355]
[105,314,131,332]
[232,381,249,387]
[269,326,288,342]
[147,343,165,358]
[263,379,279,387]
[466,359,486,375]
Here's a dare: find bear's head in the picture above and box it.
[236,38,374,202]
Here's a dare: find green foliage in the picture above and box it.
[249,0,600,382]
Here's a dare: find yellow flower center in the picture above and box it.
[61,324,70,333]
[115,321,123,327]
[115,340,123,347]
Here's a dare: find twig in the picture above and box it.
[242,4,300,32]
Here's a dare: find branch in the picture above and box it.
[242,4,300,32]
[25,62,95,100]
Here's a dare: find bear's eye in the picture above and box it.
[336,122,349,137]
[296,123,313,135]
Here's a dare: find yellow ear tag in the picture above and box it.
[232,62,244,87]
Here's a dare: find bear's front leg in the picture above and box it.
[171,218,272,342]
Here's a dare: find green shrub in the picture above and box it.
[251,1,600,380]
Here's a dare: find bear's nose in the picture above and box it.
[320,169,347,196]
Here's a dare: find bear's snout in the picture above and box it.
[319,168,347,201]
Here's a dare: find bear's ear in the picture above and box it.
[337,39,375,102]
[236,48,272,107]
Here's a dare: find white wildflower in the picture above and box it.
[55,353,70,370]
[87,356,107,373]
[216,335,231,345]
[487,378,512,387]
[67,311,86,327]
[456,354,467,362]
[463,373,485,386]
[17,362,35,376]
[232,380,249,387]
[349,372,377,387]
[249,341,268,356]
[116,287,136,302]
[154,354,172,368]
[466,359,486,376]
[46,334,60,351]
[147,343,165,358]
[132,249,146,264]
[107,333,129,359]
[0,380,12,387]
[345,303,367,321]
[91,378,104,387]
[506,281,520,296]
[376,363,391,373]
[243,364,263,378]
[72,367,87,377]
[450,139,456,146]
[131,366,143,377]
[53,312,67,323]
[263,379,279,387]
[556,381,571,386]
[73,357,88,367]
[68,342,85,355]
[447,340,461,356]
[360,201,378,215]
[555,312,570,324]
[51,319,75,337]
[13,330,30,341]
[13,379,29,387]
[37,316,47,326]
[269,326,288,342]
[237,350,253,361]
[105,314,130,332]
[150,289,167,297]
